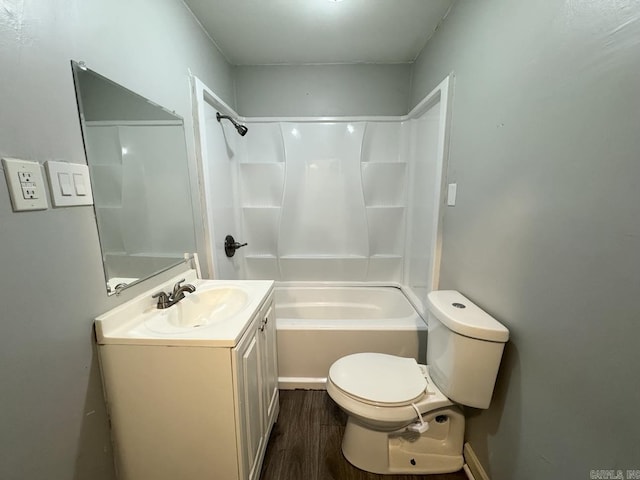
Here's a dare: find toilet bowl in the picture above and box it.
[326,290,509,475]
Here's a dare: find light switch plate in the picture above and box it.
[447,183,457,206]
[2,158,49,211]
[45,160,94,207]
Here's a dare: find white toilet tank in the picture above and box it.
[426,290,509,409]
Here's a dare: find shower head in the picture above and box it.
[216,112,248,136]
[235,124,248,136]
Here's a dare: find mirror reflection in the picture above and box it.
[71,61,196,295]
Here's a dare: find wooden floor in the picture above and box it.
[260,390,467,480]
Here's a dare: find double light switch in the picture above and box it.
[45,160,93,207]
[56,171,88,197]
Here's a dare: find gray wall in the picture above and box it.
[234,63,412,116]
[411,1,640,478]
[0,1,232,479]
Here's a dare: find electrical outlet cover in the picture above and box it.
[2,158,48,211]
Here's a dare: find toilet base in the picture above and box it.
[341,407,465,475]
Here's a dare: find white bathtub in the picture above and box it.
[275,285,427,389]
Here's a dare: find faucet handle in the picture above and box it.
[172,279,186,296]
[152,291,170,308]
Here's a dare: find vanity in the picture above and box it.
[95,270,278,480]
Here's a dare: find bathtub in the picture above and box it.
[275,285,427,389]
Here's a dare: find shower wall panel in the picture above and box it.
[404,100,443,309]
[238,120,407,282]
[278,123,368,257]
[236,122,285,279]
[203,103,242,279]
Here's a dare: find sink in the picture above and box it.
[144,286,249,333]
[94,270,275,346]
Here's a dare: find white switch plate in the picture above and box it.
[447,183,457,206]
[45,161,94,207]
[2,158,49,211]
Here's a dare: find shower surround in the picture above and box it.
[239,120,408,283]
[194,75,451,314]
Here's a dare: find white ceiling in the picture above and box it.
[183,0,455,65]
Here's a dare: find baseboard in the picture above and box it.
[278,377,327,390]
[463,464,476,480]
[464,443,491,480]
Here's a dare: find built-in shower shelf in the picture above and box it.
[364,205,405,209]
[278,255,368,260]
[239,161,285,165]
[241,206,282,210]
[360,161,407,165]
[245,254,403,261]
[127,251,188,258]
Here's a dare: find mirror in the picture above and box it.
[71,61,196,295]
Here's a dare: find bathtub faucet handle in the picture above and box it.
[224,235,247,257]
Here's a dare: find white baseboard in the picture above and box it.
[463,464,476,480]
[464,442,491,480]
[278,377,327,390]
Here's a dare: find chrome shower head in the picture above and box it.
[216,112,248,136]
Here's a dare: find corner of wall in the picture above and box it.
[232,64,241,116]
[407,62,416,115]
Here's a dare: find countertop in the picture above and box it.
[95,270,274,347]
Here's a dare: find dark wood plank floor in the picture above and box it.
[260,390,468,480]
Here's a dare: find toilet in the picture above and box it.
[326,290,509,475]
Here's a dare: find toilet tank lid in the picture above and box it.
[427,291,509,343]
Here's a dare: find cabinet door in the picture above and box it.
[260,302,279,429]
[238,330,264,480]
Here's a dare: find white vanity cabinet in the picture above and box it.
[234,301,278,480]
[96,277,278,480]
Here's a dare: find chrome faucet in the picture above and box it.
[152,279,196,309]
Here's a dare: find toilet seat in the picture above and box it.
[328,353,427,406]
[326,362,455,427]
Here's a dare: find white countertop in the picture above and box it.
[95,270,274,347]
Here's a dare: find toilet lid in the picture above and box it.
[329,353,427,405]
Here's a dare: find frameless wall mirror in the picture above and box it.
[71,61,196,295]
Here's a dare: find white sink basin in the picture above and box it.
[144,286,249,333]
[95,271,274,346]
